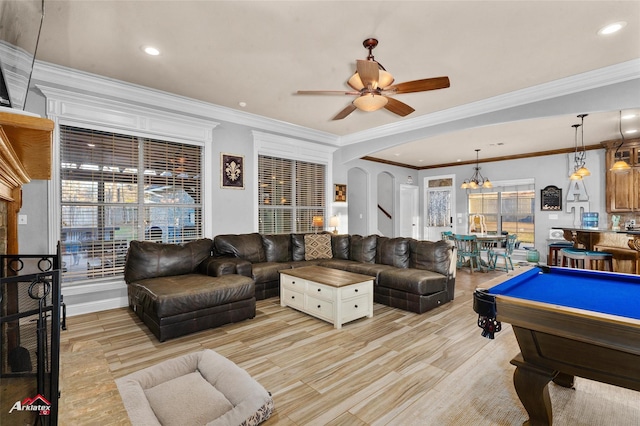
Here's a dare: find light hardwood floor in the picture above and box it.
[58,268,640,425]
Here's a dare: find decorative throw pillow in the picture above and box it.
[304,234,333,260]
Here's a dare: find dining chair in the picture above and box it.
[453,234,481,273]
[441,230,454,240]
[489,234,518,272]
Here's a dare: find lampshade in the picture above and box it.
[353,94,388,112]
[377,70,394,88]
[312,216,324,227]
[329,216,340,227]
[569,172,583,181]
[610,160,631,172]
[575,166,591,177]
[610,110,632,172]
[348,68,394,90]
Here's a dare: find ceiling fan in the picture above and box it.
[297,38,450,120]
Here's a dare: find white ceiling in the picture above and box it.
[20,1,640,166]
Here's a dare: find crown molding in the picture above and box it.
[341,59,640,146]
[30,60,340,146]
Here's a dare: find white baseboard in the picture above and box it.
[64,296,128,317]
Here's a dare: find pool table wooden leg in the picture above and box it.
[511,355,555,426]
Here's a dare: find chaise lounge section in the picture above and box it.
[124,239,256,341]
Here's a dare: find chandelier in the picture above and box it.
[569,114,590,180]
[461,149,492,189]
[610,110,632,172]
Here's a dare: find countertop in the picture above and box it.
[552,227,640,235]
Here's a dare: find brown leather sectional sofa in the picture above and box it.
[124,233,456,341]
[124,239,256,341]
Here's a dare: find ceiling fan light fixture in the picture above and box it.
[353,93,388,112]
[348,73,364,90]
[377,69,394,88]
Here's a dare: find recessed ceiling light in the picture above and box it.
[598,21,626,35]
[239,101,247,107]
[142,46,160,56]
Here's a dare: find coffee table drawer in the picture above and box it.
[341,295,370,323]
[305,294,334,321]
[341,281,372,298]
[281,274,305,291]
[307,282,334,300]
[281,288,304,309]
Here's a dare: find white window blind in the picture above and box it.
[60,125,202,283]
[258,155,325,234]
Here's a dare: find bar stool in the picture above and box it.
[560,248,614,271]
[547,241,573,266]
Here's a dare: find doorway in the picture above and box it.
[424,175,455,241]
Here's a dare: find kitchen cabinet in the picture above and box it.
[604,138,640,213]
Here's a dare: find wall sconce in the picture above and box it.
[329,215,340,234]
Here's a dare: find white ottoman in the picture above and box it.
[116,350,273,425]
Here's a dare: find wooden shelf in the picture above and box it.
[0,111,54,181]
[0,110,54,254]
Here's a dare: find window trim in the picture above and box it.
[252,131,335,233]
[40,86,218,286]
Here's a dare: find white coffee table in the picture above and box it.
[279,266,373,329]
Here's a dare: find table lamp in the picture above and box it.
[329,216,340,234]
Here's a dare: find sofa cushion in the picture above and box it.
[376,237,410,268]
[349,235,377,263]
[251,262,292,284]
[378,268,447,295]
[304,234,333,260]
[124,239,213,283]
[130,274,255,318]
[291,234,306,261]
[331,234,350,260]
[214,233,266,263]
[409,239,454,276]
[261,234,292,262]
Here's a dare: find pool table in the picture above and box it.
[473,266,640,426]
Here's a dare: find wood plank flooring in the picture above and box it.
[58,268,640,425]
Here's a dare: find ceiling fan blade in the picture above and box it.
[356,60,380,88]
[384,97,415,117]
[385,76,450,94]
[297,90,360,96]
[332,104,357,120]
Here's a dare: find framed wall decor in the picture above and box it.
[334,184,347,202]
[541,185,562,211]
[221,153,244,189]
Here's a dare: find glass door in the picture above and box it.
[424,176,454,241]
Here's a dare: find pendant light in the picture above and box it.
[569,114,590,180]
[461,149,492,189]
[610,110,632,172]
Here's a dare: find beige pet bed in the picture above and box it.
[116,349,273,425]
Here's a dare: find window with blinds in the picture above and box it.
[467,179,535,245]
[60,125,203,283]
[258,155,325,234]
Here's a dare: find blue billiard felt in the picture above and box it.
[488,267,640,320]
